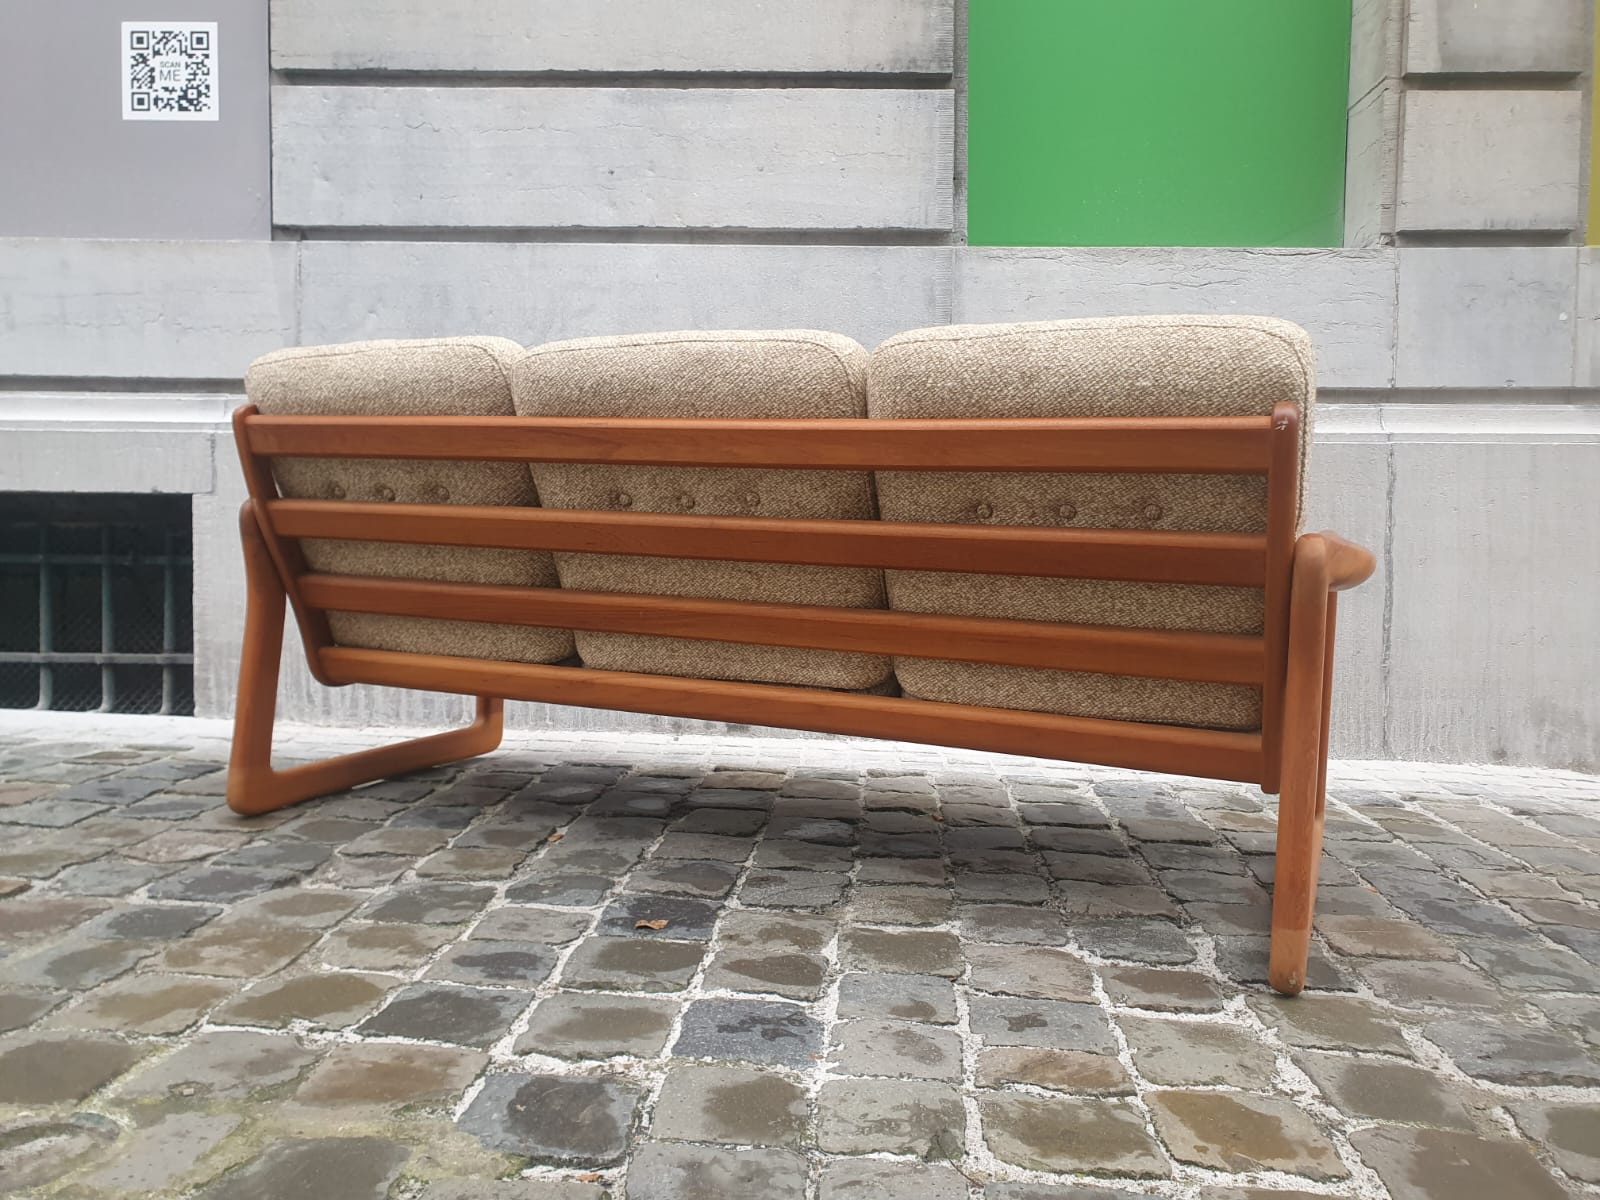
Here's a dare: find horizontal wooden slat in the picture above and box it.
[245,414,1274,474]
[298,574,1266,685]
[268,501,1268,587]
[272,87,954,230]
[320,646,1265,783]
[269,0,954,74]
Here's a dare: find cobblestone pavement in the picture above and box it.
[1,711,1598,1200]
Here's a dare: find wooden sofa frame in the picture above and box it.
[227,401,1373,996]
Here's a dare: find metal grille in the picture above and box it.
[0,494,194,715]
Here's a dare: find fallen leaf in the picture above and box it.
[577,1174,602,1183]
[547,832,564,842]
[635,919,670,931]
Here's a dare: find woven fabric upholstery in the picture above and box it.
[867,315,1316,731]
[245,337,574,664]
[511,330,892,690]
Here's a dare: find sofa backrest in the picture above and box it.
[511,330,892,692]
[244,337,574,665]
[867,315,1315,731]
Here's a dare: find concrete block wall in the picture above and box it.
[1,0,1597,771]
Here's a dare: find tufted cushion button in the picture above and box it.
[612,491,633,509]
[374,484,396,503]
[744,493,761,510]
[974,502,994,519]
[678,493,696,511]
[1057,502,1077,521]
[1142,502,1163,522]
[327,482,346,500]
[425,482,449,502]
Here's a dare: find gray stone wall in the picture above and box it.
[1,0,1596,771]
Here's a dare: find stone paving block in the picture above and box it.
[856,829,940,857]
[0,1032,146,1102]
[675,806,769,835]
[981,1094,1170,1176]
[193,1136,411,1200]
[160,920,320,977]
[505,871,616,906]
[0,987,65,1032]
[855,856,944,883]
[120,1029,321,1101]
[1,935,155,989]
[958,902,1067,944]
[517,992,677,1059]
[1249,994,1411,1054]
[1102,965,1227,1012]
[1070,918,1196,965]
[840,928,962,977]
[415,846,528,879]
[230,887,364,929]
[1042,853,1153,887]
[953,871,1052,903]
[740,868,850,908]
[599,893,720,939]
[87,900,220,940]
[147,864,298,902]
[1348,1126,1567,1200]
[82,1111,241,1194]
[852,884,952,925]
[831,1017,963,1080]
[0,797,111,827]
[471,905,591,944]
[985,1186,1157,1200]
[674,998,823,1066]
[1315,913,1457,959]
[816,1078,964,1155]
[459,1073,640,1163]
[561,937,705,991]
[1146,1090,1347,1179]
[218,971,390,1029]
[626,1142,806,1200]
[1459,938,1598,991]
[1358,959,1506,1009]
[967,943,1096,1002]
[425,1182,604,1200]
[62,775,182,803]
[976,1046,1134,1095]
[1511,1102,1600,1182]
[124,794,218,820]
[1532,994,1600,1046]
[51,857,176,895]
[295,1042,486,1108]
[316,853,413,887]
[970,996,1117,1052]
[650,1063,808,1145]
[1056,881,1182,919]
[56,972,234,1034]
[342,825,452,856]
[837,972,958,1023]
[819,1159,968,1200]
[214,838,335,873]
[1034,827,1128,856]
[320,921,457,970]
[358,983,529,1048]
[1296,1050,1479,1129]
[361,881,494,924]
[1120,1014,1277,1086]
[627,858,742,899]
[1213,936,1350,990]
[1425,1018,1600,1086]
[426,940,559,987]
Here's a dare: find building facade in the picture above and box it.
[1,0,1595,770]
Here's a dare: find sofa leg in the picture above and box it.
[1268,540,1335,997]
[225,502,504,817]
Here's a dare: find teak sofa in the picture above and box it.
[227,316,1374,996]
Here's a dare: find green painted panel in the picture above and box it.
[968,0,1352,247]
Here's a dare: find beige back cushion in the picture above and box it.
[867,315,1315,731]
[512,330,892,691]
[245,337,574,664]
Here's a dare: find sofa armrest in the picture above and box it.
[1306,531,1376,592]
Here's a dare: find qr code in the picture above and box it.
[123,22,218,121]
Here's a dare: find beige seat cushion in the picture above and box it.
[512,329,892,691]
[867,315,1316,731]
[245,337,574,664]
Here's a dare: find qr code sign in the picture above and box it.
[123,22,218,121]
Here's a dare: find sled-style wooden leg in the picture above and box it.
[1268,534,1336,997]
[226,502,503,816]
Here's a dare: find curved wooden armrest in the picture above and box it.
[1305,531,1376,592]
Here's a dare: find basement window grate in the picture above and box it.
[0,494,194,715]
